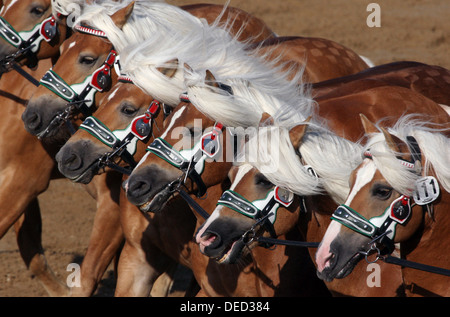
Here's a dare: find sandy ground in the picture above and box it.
[0,0,448,297]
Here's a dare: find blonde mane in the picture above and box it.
[366,116,450,195]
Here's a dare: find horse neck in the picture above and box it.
[300,194,337,245]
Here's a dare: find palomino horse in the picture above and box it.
[18,0,277,296]
[142,64,449,296]
[315,115,449,296]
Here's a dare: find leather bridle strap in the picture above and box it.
[40,49,118,117]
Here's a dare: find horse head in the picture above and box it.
[315,114,449,282]
[123,79,234,212]
[0,0,71,70]
[22,2,134,141]
[55,77,157,184]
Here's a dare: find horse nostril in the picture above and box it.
[128,179,152,197]
[22,110,42,131]
[63,153,83,171]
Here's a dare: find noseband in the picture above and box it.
[217,186,294,244]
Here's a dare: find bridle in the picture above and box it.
[0,13,60,72]
[331,136,440,256]
[146,87,233,199]
[217,186,295,247]
[148,117,224,199]
[36,24,118,139]
[79,85,162,175]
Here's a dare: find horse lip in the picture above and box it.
[320,251,362,282]
[139,184,174,213]
[212,238,248,265]
[335,252,362,279]
[65,162,99,184]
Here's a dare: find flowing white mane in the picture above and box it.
[185,63,314,128]
[117,2,313,125]
[244,120,363,204]
[365,115,450,195]
[73,0,205,53]
[120,18,247,106]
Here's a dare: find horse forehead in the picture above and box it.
[345,159,378,206]
[107,83,150,105]
[2,0,27,15]
[230,164,254,191]
[60,33,108,55]
[160,105,187,139]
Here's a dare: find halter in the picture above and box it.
[37,22,119,138]
[147,120,224,198]
[146,89,230,198]
[331,135,440,254]
[79,99,161,175]
[0,14,60,70]
[40,49,117,115]
[217,186,294,243]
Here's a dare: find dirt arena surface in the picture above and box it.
[0,0,448,297]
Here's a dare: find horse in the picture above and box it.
[0,0,270,297]
[21,0,277,140]
[138,63,450,296]
[0,0,71,71]
[0,0,91,296]
[15,0,280,296]
[315,115,450,296]
[50,0,376,296]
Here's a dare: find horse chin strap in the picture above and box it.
[332,135,441,255]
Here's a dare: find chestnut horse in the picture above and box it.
[0,0,70,72]
[2,0,273,296]
[0,0,84,296]
[316,115,449,296]
[125,60,449,296]
[49,0,372,297]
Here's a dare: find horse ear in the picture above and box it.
[289,116,312,150]
[110,1,135,29]
[184,63,193,73]
[259,112,274,127]
[156,59,179,78]
[380,127,403,154]
[205,70,220,88]
[360,114,379,134]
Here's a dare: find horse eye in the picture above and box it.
[372,185,393,200]
[79,56,98,65]
[30,6,45,16]
[255,174,273,189]
[120,104,138,116]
